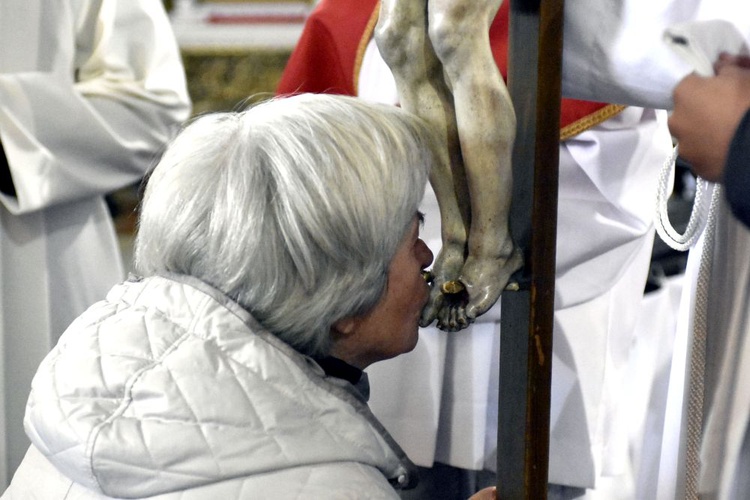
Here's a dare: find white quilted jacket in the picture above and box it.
[3,275,417,499]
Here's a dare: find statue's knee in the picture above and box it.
[374,19,413,70]
[374,25,424,69]
[428,15,463,64]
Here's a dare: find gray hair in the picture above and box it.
[135,93,439,357]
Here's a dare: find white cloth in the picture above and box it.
[0,0,191,486]
[627,274,685,500]
[358,39,674,490]
[657,199,750,500]
[562,1,750,109]
[3,275,414,499]
[560,10,750,499]
[699,201,750,499]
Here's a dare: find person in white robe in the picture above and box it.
[0,0,191,486]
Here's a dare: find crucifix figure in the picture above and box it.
[375,0,522,331]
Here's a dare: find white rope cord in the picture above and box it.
[654,144,723,498]
[684,183,722,500]
[655,145,715,251]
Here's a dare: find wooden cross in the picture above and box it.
[497,0,563,497]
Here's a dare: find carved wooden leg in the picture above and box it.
[430,0,522,322]
[376,0,471,328]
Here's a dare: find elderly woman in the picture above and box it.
[2,94,495,499]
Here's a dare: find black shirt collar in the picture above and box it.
[314,356,363,385]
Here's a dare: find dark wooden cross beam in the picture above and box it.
[497,0,564,497]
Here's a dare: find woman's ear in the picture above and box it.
[331,316,358,339]
[328,316,365,369]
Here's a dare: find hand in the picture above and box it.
[714,52,750,72]
[468,486,497,500]
[668,55,750,182]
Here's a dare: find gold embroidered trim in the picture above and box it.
[353,2,380,96]
[559,104,626,141]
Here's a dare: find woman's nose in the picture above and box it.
[417,239,434,268]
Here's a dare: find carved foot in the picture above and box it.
[436,290,472,332]
[422,242,523,331]
[419,240,465,328]
[460,245,523,320]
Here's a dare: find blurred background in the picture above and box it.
[110,0,313,272]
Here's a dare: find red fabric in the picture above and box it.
[277,0,608,131]
[277,0,377,96]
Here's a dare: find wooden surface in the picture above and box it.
[497,0,564,497]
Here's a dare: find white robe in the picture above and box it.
[561,0,750,109]
[0,0,191,486]
[357,38,674,491]
[561,5,750,498]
